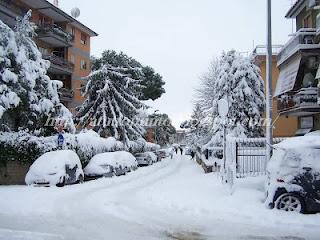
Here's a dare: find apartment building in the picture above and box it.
[253,46,298,137]
[275,0,320,135]
[0,0,98,110]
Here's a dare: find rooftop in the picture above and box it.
[285,0,320,18]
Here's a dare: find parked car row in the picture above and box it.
[25,149,170,187]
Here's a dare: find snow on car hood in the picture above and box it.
[25,150,83,185]
[84,151,137,176]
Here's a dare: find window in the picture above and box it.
[80,60,87,70]
[303,14,312,28]
[80,33,87,45]
[70,54,75,64]
[70,27,76,37]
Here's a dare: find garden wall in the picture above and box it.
[0,161,31,185]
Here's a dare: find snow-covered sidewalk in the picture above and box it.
[0,155,319,240]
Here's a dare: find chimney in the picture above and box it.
[53,0,59,7]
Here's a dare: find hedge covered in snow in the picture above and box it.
[0,130,160,164]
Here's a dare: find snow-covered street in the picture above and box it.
[0,155,319,240]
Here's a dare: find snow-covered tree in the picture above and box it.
[148,113,176,146]
[181,104,211,149]
[0,11,75,135]
[76,64,146,145]
[195,50,265,147]
[92,50,165,101]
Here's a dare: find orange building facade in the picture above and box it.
[253,46,298,137]
[0,0,98,110]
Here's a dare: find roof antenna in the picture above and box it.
[53,0,59,7]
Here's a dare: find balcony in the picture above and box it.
[43,53,74,75]
[0,0,28,27]
[277,87,320,116]
[58,88,74,103]
[277,28,320,66]
[36,23,74,47]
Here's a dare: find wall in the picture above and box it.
[0,161,31,185]
[255,55,298,137]
[66,26,91,109]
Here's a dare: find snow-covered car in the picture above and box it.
[155,149,170,160]
[265,136,320,213]
[135,152,157,166]
[84,151,138,180]
[25,150,84,187]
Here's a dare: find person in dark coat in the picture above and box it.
[191,151,195,160]
[175,147,178,154]
[180,147,183,155]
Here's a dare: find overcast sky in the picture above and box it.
[60,0,294,128]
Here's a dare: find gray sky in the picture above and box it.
[60,0,294,128]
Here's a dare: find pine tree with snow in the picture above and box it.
[195,50,265,147]
[210,50,265,145]
[0,11,75,134]
[76,64,146,145]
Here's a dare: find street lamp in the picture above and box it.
[266,0,273,162]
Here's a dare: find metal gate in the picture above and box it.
[226,137,285,178]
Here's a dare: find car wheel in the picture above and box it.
[56,176,66,187]
[275,193,305,213]
[77,174,84,184]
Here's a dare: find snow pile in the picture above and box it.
[84,151,137,176]
[25,150,83,185]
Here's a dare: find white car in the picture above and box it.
[25,150,84,187]
[135,152,157,166]
[84,151,138,180]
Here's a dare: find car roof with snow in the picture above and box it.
[274,136,320,150]
[28,150,82,174]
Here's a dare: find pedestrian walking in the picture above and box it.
[180,147,183,155]
[191,151,195,160]
[175,147,178,154]
[169,148,174,159]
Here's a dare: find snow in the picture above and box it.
[25,150,83,186]
[145,151,158,163]
[0,155,319,240]
[84,151,137,176]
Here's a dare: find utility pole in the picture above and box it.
[266,0,273,162]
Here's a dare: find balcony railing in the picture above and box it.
[253,45,283,56]
[277,28,320,66]
[43,53,74,72]
[36,23,74,44]
[277,87,320,114]
[58,88,74,102]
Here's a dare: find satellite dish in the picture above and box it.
[71,8,80,18]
